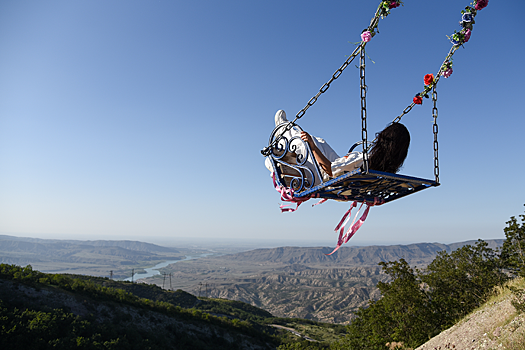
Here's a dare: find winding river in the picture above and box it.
[123,253,213,282]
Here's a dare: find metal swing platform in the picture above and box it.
[292,168,438,203]
[267,128,439,205]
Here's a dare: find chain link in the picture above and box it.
[293,45,362,123]
[432,86,439,184]
[389,45,458,126]
[292,4,384,123]
[360,47,369,172]
[262,3,389,156]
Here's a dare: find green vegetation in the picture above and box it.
[0,263,345,349]
[501,206,525,277]
[278,341,330,349]
[330,240,507,349]
[0,264,278,349]
[271,318,347,342]
[0,300,199,350]
[2,207,524,349]
[287,207,525,349]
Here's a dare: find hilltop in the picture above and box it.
[0,236,506,324]
[2,262,524,349]
[218,240,503,267]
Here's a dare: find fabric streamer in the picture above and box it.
[272,172,316,212]
[325,198,382,255]
[272,172,382,254]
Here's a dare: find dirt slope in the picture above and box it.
[416,279,525,350]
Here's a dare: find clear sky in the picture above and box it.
[1,0,523,247]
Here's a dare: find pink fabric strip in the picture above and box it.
[325,198,383,256]
[270,172,384,255]
[312,198,328,207]
[326,201,359,256]
[343,204,371,244]
[272,173,313,213]
[334,201,359,248]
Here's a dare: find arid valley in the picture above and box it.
[0,234,503,324]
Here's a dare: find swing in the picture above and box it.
[262,0,487,205]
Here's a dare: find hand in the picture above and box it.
[300,131,314,146]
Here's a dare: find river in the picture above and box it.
[123,253,213,282]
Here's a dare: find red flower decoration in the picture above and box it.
[413,95,423,105]
[424,73,434,86]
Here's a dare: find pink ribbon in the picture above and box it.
[312,198,328,207]
[272,172,313,212]
[270,172,383,255]
[325,198,382,256]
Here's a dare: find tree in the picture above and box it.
[333,240,507,350]
[422,240,507,328]
[332,259,435,349]
[501,206,525,277]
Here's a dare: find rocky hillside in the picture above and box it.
[208,265,386,324]
[416,278,525,350]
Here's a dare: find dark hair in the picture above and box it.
[368,122,410,174]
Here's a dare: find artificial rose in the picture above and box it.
[475,0,488,10]
[424,73,434,86]
[389,1,399,9]
[413,95,423,105]
[441,68,453,78]
[361,31,372,42]
[462,12,473,22]
[463,29,471,43]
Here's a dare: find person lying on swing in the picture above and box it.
[269,110,410,183]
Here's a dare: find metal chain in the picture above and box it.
[293,5,383,122]
[366,46,459,146]
[432,85,439,184]
[261,43,365,156]
[293,45,362,122]
[389,45,459,127]
[262,3,388,156]
[360,46,369,173]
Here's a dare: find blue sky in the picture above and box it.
[1,0,523,247]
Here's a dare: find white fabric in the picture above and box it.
[265,111,363,185]
[329,151,363,179]
[311,136,339,163]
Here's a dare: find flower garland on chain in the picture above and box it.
[360,1,403,43]
[412,0,488,105]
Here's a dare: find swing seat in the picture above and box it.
[267,130,439,204]
[292,168,439,203]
